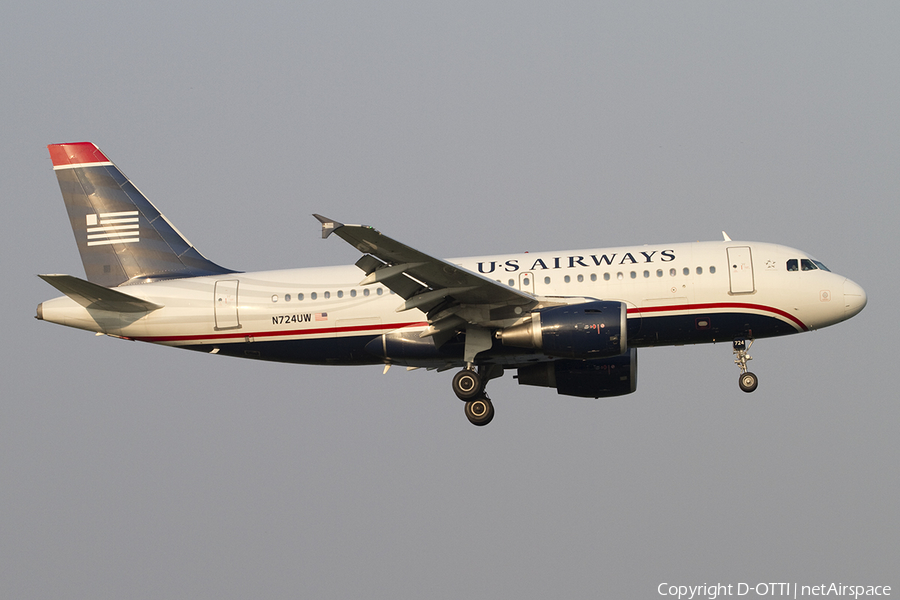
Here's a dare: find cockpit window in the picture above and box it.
[788,258,831,272]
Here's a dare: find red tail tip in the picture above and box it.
[47,142,110,167]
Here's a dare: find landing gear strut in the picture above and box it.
[733,339,758,393]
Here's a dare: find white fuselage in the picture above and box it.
[38,240,866,367]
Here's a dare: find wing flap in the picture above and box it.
[359,262,426,285]
[396,286,477,313]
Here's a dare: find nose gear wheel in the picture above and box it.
[739,371,759,393]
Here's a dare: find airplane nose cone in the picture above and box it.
[843,278,867,319]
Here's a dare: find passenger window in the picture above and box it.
[363,288,370,297]
[376,288,383,296]
[590,273,597,282]
[350,289,357,297]
[630,271,637,279]
[311,292,317,300]
[564,275,570,283]
[801,259,817,271]
[577,274,584,283]
[696,267,703,275]
[271,295,278,303]
[787,259,798,272]
[709,266,716,274]
[617,272,624,280]
[604,273,610,281]
[324,291,331,299]
[298,293,304,301]
[337,290,343,298]
[523,277,531,286]
[670,268,676,277]
[643,270,650,278]
[657,269,663,277]
[285,294,291,302]
[544,276,551,284]
[683,267,690,276]
[508,279,514,286]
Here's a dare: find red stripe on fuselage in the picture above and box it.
[629,302,808,331]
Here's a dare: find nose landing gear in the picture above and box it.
[733,339,758,393]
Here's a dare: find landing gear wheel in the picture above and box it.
[733,339,758,393]
[739,372,758,393]
[452,369,483,400]
[464,397,494,426]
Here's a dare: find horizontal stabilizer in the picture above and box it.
[38,274,163,313]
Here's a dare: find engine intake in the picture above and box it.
[498,301,627,359]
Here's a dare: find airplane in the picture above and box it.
[36,142,867,426]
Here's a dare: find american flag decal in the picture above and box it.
[86,211,139,246]
[315,312,328,321]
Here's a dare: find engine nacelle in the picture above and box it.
[498,301,627,359]
[516,349,637,398]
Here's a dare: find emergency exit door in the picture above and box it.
[518,272,535,294]
[726,247,755,294]
[214,280,241,330]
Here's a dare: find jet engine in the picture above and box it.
[516,350,637,398]
[498,301,627,359]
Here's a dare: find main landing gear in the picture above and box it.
[451,369,482,400]
[733,339,758,393]
[452,365,500,426]
[464,396,494,426]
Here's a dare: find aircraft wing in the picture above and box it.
[314,215,538,339]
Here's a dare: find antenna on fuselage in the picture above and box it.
[722,231,732,241]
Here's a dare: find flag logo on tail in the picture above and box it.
[86,211,139,246]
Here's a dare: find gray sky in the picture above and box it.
[2,2,897,598]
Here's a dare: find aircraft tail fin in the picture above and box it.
[47,142,236,287]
